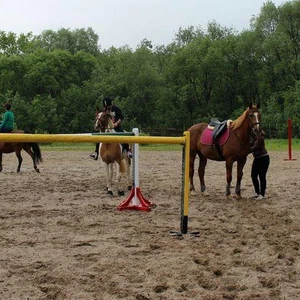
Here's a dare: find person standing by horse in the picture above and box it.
[250,129,270,200]
[90,97,133,160]
[0,103,14,133]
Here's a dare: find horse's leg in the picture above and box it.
[24,147,40,173]
[121,153,131,190]
[235,157,247,199]
[189,151,197,192]
[103,163,113,195]
[199,154,207,193]
[108,163,115,195]
[0,153,2,172]
[125,156,132,190]
[116,162,125,196]
[15,150,23,172]
[225,159,234,198]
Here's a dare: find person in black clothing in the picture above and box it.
[90,97,132,160]
[250,129,270,200]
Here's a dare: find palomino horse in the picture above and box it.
[0,133,43,173]
[188,103,261,198]
[94,107,132,196]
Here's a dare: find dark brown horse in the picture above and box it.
[94,107,131,196]
[0,137,43,173]
[188,103,261,198]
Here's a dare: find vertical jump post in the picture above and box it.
[170,130,199,237]
[284,118,296,161]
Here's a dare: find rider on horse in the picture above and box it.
[0,103,14,133]
[90,97,133,160]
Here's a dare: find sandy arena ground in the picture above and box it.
[0,149,299,300]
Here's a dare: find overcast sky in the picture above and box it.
[0,0,285,50]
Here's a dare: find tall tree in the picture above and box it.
[34,27,100,54]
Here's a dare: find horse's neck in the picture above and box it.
[233,121,251,143]
[104,128,115,133]
[98,117,115,133]
[107,118,115,132]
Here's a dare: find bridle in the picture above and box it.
[248,109,261,133]
[95,111,113,132]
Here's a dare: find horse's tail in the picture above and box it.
[30,143,43,164]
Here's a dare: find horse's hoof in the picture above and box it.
[107,190,113,196]
[190,190,197,196]
[201,191,209,196]
[35,169,40,173]
[118,190,125,196]
[127,185,132,191]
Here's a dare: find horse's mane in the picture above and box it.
[102,112,114,130]
[107,116,115,131]
[97,111,115,132]
[230,108,249,130]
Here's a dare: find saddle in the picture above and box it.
[202,118,232,160]
[208,118,229,142]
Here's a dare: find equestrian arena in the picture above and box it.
[0,148,299,299]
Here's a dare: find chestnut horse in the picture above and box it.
[94,107,132,196]
[0,134,43,173]
[188,103,261,198]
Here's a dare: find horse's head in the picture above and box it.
[94,108,114,132]
[247,103,261,134]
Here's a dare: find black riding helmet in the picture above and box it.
[103,97,112,107]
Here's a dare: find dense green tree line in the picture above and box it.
[0,0,300,137]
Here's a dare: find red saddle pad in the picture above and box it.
[200,127,229,145]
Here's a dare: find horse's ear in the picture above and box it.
[257,102,260,109]
[249,102,253,109]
